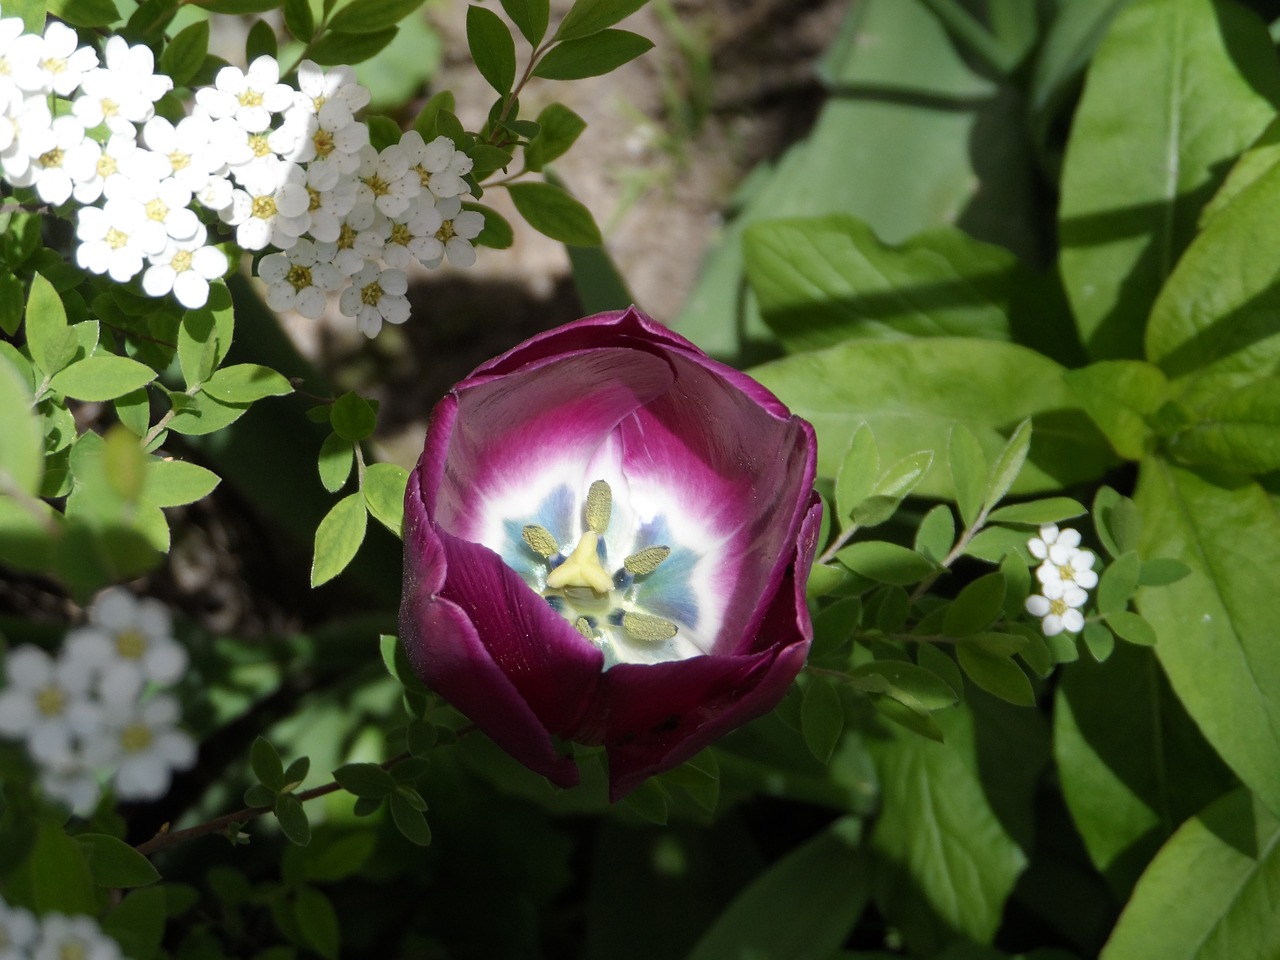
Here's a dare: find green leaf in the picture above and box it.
[1100,788,1280,960]
[25,273,71,376]
[103,887,166,960]
[852,661,959,711]
[165,391,251,436]
[177,290,232,388]
[245,17,277,61]
[363,461,408,537]
[283,0,314,40]
[294,886,340,960]
[1094,485,1141,559]
[303,833,376,882]
[273,794,311,846]
[145,459,219,507]
[523,102,587,171]
[982,418,1032,515]
[1058,0,1280,359]
[944,572,1007,637]
[914,503,955,564]
[1065,360,1168,461]
[102,425,147,502]
[317,433,353,494]
[20,821,97,914]
[1166,377,1280,473]
[46,0,119,27]
[114,387,150,437]
[1135,459,1280,816]
[327,0,423,32]
[800,677,843,763]
[251,736,286,791]
[1106,610,1158,647]
[836,541,934,586]
[533,28,652,80]
[1082,620,1115,662]
[853,450,933,528]
[1055,642,1236,897]
[9,0,46,33]
[283,756,310,788]
[553,0,648,41]
[311,492,367,587]
[333,762,395,798]
[467,4,516,95]
[1139,557,1191,586]
[412,89,455,139]
[834,424,878,526]
[956,646,1034,706]
[75,834,161,888]
[329,391,376,441]
[986,497,1086,525]
[1097,549,1140,615]
[50,356,157,403]
[506,181,602,245]
[687,818,868,960]
[464,202,512,249]
[309,28,399,65]
[500,0,549,44]
[196,0,279,12]
[201,363,292,403]
[745,215,1016,353]
[0,273,22,336]
[244,783,276,808]
[0,359,43,497]
[390,794,432,845]
[949,424,988,528]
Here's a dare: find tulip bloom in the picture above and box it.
[399,308,820,799]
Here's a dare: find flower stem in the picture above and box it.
[134,751,412,857]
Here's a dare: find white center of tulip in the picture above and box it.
[524,479,681,657]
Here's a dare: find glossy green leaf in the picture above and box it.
[467,4,516,94]
[329,391,376,441]
[1135,459,1280,815]
[500,0,549,44]
[800,678,843,763]
[986,497,1086,525]
[274,793,311,846]
[1059,0,1280,359]
[834,424,878,526]
[294,886,340,960]
[553,0,648,41]
[837,542,934,586]
[46,0,119,27]
[309,28,399,65]
[533,29,652,80]
[311,492,367,587]
[982,418,1032,516]
[687,818,868,960]
[412,89,455,139]
[523,102,587,171]
[745,216,1015,353]
[465,202,512,249]
[76,833,161,888]
[507,181,602,245]
[25,273,71,376]
[390,794,432,845]
[317,432,353,494]
[853,451,933,528]
[177,292,231,388]
[363,461,408,537]
[1100,788,1280,959]
[752,339,1113,503]
[0,360,43,497]
[949,424,988,528]
[1065,360,1168,461]
[145,459,219,507]
[284,0,314,40]
[165,392,251,436]
[50,356,156,403]
[251,736,286,791]
[914,503,955,564]
[201,363,292,403]
[328,0,423,33]
[945,572,1007,637]
[956,646,1034,706]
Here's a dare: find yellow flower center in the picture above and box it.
[145,198,168,222]
[172,249,194,273]
[97,154,117,178]
[36,685,65,717]
[120,723,152,753]
[336,223,356,250]
[359,281,383,306]
[38,146,63,169]
[414,165,431,188]
[313,128,335,157]
[364,173,390,197]
[389,222,412,246]
[169,149,191,172]
[249,133,272,157]
[435,220,455,243]
[307,186,323,211]
[1050,598,1069,617]
[101,98,119,118]
[238,89,263,108]
[60,942,88,960]
[115,629,147,659]
[252,195,277,219]
[40,56,67,75]
[286,264,313,292]
[106,227,129,249]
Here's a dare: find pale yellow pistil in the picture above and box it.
[546,531,614,594]
[115,629,146,659]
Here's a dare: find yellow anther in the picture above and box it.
[522,524,559,558]
[621,611,678,643]
[585,480,611,534]
[574,617,594,640]
[624,545,670,576]
[546,532,614,594]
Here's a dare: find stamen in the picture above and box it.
[546,532,613,594]
[585,479,611,534]
[622,611,678,643]
[624,545,670,576]
[522,524,559,558]
[574,617,594,640]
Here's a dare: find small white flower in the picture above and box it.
[38,748,103,816]
[382,195,443,269]
[0,16,35,102]
[0,646,99,766]
[95,694,196,801]
[301,165,357,243]
[72,35,171,135]
[139,113,225,195]
[1025,578,1088,637]
[1035,548,1098,592]
[419,195,484,269]
[66,587,188,700]
[142,229,229,309]
[226,161,310,250]
[5,114,98,205]
[339,261,410,337]
[10,21,99,97]
[0,93,52,183]
[195,55,293,133]
[75,198,156,282]
[0,896,39,960]
[1028,523,1081,564]
[330,204,385,276]
[258,238,342,318]
[398,130,472,199]
[111,172,200,247]
[32,913,122,960]
[292,59,370,125]
[353,142,419,217]
[71,131,136,204]
[204,116,281,182]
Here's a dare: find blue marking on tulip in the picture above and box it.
[544,595,566,613]
[628,518,699,629]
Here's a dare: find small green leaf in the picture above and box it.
[201,363,292,403]
[75,834,160,888]
[0,274,22,335]
[500,0,549,44]
[294,886,340,960]
[311,492,368,587]
[1094,485,1140,559]
[956,645,1035,705]
[412,89,455,139]
[273,794,311,846]
[986,497,1086,525]
[553,0,648,41]
[949,424,988,528]
[251,736,286,791]
[103,887,166,960]
[1106,610,1157,647]
[1139,557,1191,586]
[145,459,219,507]
[507,181,602,246]
[160,20,210,86]
[50,356,155,403]
[283,0,314,40]
[465,202,513,249]
[914,504,955,565]
[245,17,277,61]
[46,0,119,28]
[25,274,71,376]
[330,391,377,441]
[114,388,150,437]
[243,783,276,808]
[523,102,587,171]
[165,391,251,437]
[390,793,432,845]
[982,418,1032,514]
[363,461,408,537]
[800,678,843,763]
[22,821,97,914]
[534,28,653,80]
[309,28,399,65]
[1081,620,1114,662]
[304,833,376,882]
[467,4,517,95]
[834,424,878,526]
[0,360,43,496]
[853,450,933,527]
[334,762,395,798]
[327,0,423,33]
[944,572,1006,637]
[318,432,353,494]
[836,541,935,586]
[365,115,401,152]
[1098,549,1141,616]
[852,661,959,710]
[283,756,311,788]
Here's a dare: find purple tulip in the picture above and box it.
[399,308,820,800]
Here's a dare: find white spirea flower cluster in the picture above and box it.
[1023,524,1099,636]
[0,898,130,960]
[0,588,195,814]
[0,12,483,335]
